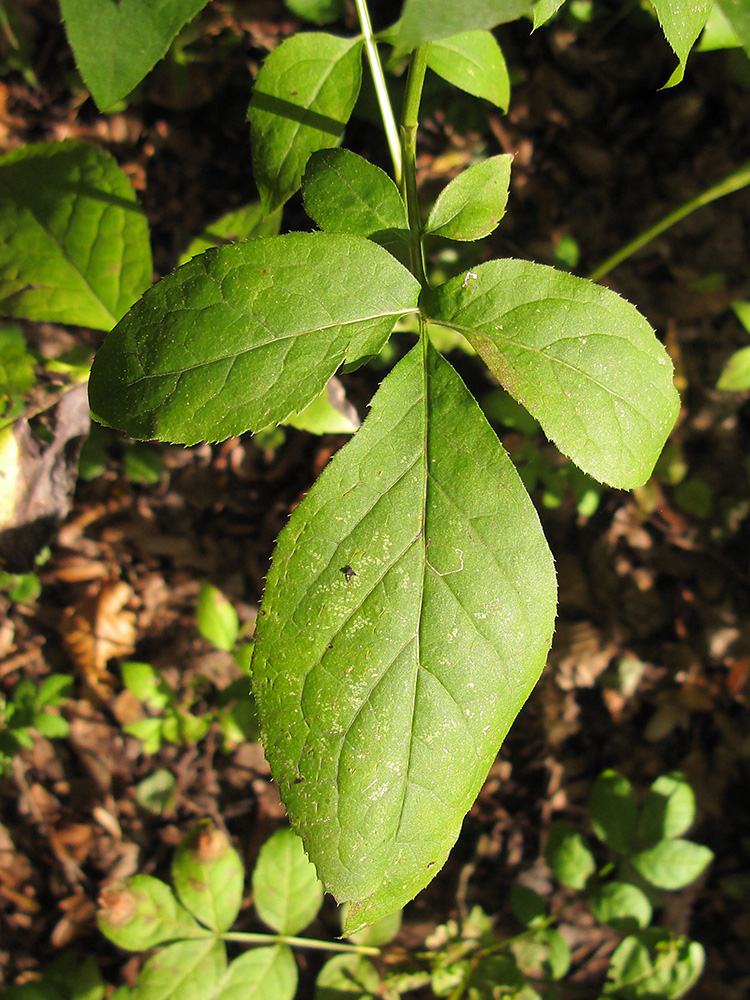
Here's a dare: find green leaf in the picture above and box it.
[605,930,705,999]
[545,821,595,889]
[394,0,533,56]
[89,233,420,445]
[121,662,173,711]
[285,377,360,435]
[252,341,556,931]
[510,884,547,927]
[97,875,205,951]
[135,768,178,816]
[630,838,713,891]
[698,4,743,51]
[587,881,652,932]
[589,770,638,854]
[171,820,244,932]
[0,142,152,331]
[285,0,347,25]
[216,945,297,1000]
[248,33,364,214]
[59,0,211,111]
[651,0,713,86]
[33,711,70,739]
[178,203,283,266]
[316,955,380,999]
[424,259,680,489]
[35,674,74,708]
[197,583,240,652]
[424,155,512,242]
[131,938,226,1000]
[344,905,402,946]
[717,0,750,56]
[252,827,324,935]
[717,345,750,391]
[637,772,696,845]
[0,325,35,412]
[532,0,567,28]
[303,149,409,243]
[427,31,510,110]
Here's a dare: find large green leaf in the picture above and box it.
[424,260,680,489]
[88,233,420,444]
[426,30,510,110]
[651,0,714,85]
[59,0,210,111]
[0,142,152,331]
[248,33,364,215]
[252,341,556,931]
[424,155,512,242]
[716,0,750,56]
[394,0,532,56]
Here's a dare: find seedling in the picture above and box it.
[2,0,735,932]
[0,673,72,774]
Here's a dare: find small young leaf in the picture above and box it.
[637,772,696,845]
[651,0,713,85]
[344,905,402,946]
[35,674,74,708]
[178,203,283,266]
[285,377,360,435]
[0,142,152,330]
[630,838,713,890]
[510,884,547,927]
[589,770,638,854]
[427,31,510,110]
[125,718,164,755]
[532,0,567,28]
[252,342,556,931]
[316,955,380,999]
[171,820,244,932]
[286,0,347,25]
[394,0,533,56]
[121,662,172,710]
[424,155,512,242]
[197,583,240,652]
[587,881,652,932]
[59,0,210,111]
[717,0,750,57]
[717,345,750,391]
[303,149,409,243]
[97,875,204,950]
[131,938,226,1000]
[424,259,680,489]
[248,33,364,214]
[32,711,70,739]
[545,821,595,889]
[135,768,178,816]
[252,827,324,935]
[606,930,705,1000]
[215,945,297,1000]
[89,233,420,445]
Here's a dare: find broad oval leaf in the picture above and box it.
[171,819,244,932]
[252,827,324,935]
[131,938,226,1000]
[544,821,595,890]
[589,769,637,854]
[427,31,510,110]
[0,142,152,331]
[651,0,714,85]
[424,155,512,242]
[215,945,297,1000]
[97,875,204,951]
[303,149,409,243]
[394,0,532,56]
[637,772,696,845]
[630,838,713,891]
[424,259,680,489]
[89,233,420,444]
[248,33,364,215]
[587,881,653,932]
[60,0,210,111]
[252,341,556,931]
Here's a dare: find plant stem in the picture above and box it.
[354,0,402,186]
[400,44,430,288]
[588,160,750,282]
[220,930,380,956]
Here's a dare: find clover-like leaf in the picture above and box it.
[97,875,205,951]
[60,0,210,111]
[424,259,680,489]
[248,33,364,214]
[252,341,556,931]
[424,155,512,242]
[545,821,595,890]
[637,772,696,845]
[0,142,152,331]
[630,839,713,891]
[589,769,638,854]
[252,827,324,935]
[427,31,510,110]
[89,233,420,445]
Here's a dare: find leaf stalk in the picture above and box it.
[354,0,403,186]
[400,44,430,288]
[220,930,380,956]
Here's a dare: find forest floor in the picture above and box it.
[1,1,750,998]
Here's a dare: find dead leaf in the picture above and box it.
[60,580,137,701]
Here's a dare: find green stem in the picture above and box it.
[220,930,379,956]
[588,160,750,282]
[400,44,430,288]
[354,0,402,186]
